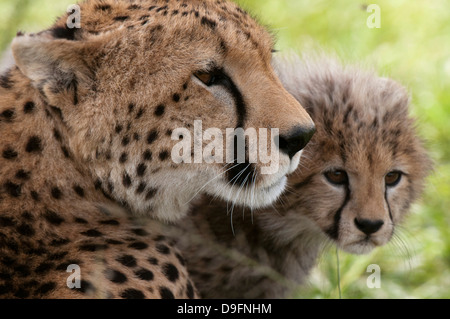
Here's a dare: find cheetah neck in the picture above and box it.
[0,67,113,220]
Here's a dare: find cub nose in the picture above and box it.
[354,218,384,235]
[277,125,316,159]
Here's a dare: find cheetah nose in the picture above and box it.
[354,218,384,235]
[277,125,316,159]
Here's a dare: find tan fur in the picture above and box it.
[170,54,433,298]
[0,0,313,298]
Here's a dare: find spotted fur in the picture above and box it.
[170,54,433,298]
[0,0,314,298]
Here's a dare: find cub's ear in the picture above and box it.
[11,29,97,106]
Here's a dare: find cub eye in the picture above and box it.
[194,71,217,86]
[385,171,402,187]
[324,170,348,185]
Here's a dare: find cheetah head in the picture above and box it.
[11,0,314,221]
[265,55,432,254]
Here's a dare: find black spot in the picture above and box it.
[29,190,40,201]
[1,109,15,121]
[0,283,13,296]
[159,287,174,299]
[100,219,120,226]
[147,130,158,144]
[116,255,137,267]
[106,239,123,245]
[15,264,30,277]
[61,146,70,158]
[159,150,169,161]
[143,150,152,161]
[186,281,195,299]
[148,257,158,265]
[35,262,54,275]
[96,4,111,11]
[48,251,69,260]
[154,104,165,116]
[120,288,145,299]
[2,147,18,159]
[16,223,35,236]
[114,16,130,21]
[133,133,140,141]
[51,187,62,199]
[154,235,166,241]
[14,288,30,299]
[77,280,96,294]
[74,217,88,224]
[73,185,85,197]
[119,152,128,163]
[128,4,141,10]
[172,9,179,15]
[135,108,144,119]
[128,103,135,113]
[51,26,76,40]
[15,169,30,180]
[53,129,62,142]
[79,244,108,252]
[145,188,157,201]
[49,238,70,247]
[175,253,186,266]
[136,182,146,194]
[182,83,188,90]
[0,216,16,227]
[115,124,123,134]
[35,282,56,295]
[122,172,132,188]
[156,5,168,13]
[43,210,65,225]
[0,69,14,89]
[50,106,63,119]
[106,269,128,284]
[135,268,154,281]
[140,15,150,20]
[131,228,148,236]
[172,94,180,103]
[162,263,179,282]
[128,242,148,250]
[4,181,21,197]
[81,229,103,237]
[21,211,34,221]
[155,244,170,255]
[25,136,42,153]
[201,17,217,29]
[122,136,130,146]
[136,163,147,176]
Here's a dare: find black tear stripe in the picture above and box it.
[220,68,251,185]
[325,185,351,240]
[384,187,394,223]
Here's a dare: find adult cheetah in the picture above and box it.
[0,0,314,298]
[170,54,433,298]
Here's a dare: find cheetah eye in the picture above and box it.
[194,72,216,86]
[193,70,231,88]
[324,170,349,186]
[385,171,402,187]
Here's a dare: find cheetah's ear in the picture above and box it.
[11,29,98,106]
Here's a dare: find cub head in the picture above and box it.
[11,0,314,221]
[270,55,432,254]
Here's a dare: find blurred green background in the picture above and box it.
[1,0,448,299]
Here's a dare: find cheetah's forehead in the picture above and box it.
[50,0,274,59]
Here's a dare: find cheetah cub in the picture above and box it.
[171,54,432,298]
[0,0,314,298]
